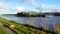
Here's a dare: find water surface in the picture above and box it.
[1,15,60,30]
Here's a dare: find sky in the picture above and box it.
[0,0,60,14]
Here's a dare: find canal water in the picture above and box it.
[1,15,60,30]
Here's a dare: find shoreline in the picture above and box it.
[0,17,58,34]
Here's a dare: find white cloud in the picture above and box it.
[31,0,37,6]
[0,2,9,12]
[0,2,26,14]
[36,4,60,12]
[21,0,38,6]
[16,6,25,11]
[0,2,18,14]
[41,4,57,10]
[16,6,26,12]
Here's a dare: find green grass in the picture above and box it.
[0,17,59,34]
[0,26,6,34]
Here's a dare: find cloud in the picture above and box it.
[16,6,26,12]
[41,4,56,10]
[0,2,10,14]
[31,0,37,6]
[0,2,10,12]
[16,6,25,11]
[40,4,57,10]
[37,4,60,12]
[0,2,26,14]
[21,0,38,6]
[0,2,18,14]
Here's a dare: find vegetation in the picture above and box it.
[16,12,45,17]
[0,26,6,34]
[16,12,60,17]
[0,17,59,34]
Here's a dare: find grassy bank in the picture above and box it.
[0,26,6,34]
[0,17,59,34]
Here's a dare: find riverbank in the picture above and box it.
[0,17,59,34]
[0,26,6,34]
[0,23,15,34]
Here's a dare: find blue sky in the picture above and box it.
[0,0,60,14]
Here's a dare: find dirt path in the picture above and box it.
[0,23,16,34]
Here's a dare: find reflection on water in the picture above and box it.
[1,15,60,30]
